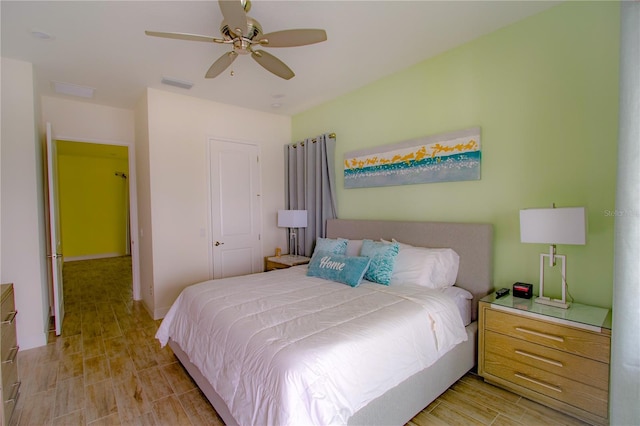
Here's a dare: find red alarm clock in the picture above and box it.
[512,282,533,299]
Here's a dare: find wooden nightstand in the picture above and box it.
[264,255,311,271]
[478,293,611,425]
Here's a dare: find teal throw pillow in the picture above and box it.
[312,237,348,256]
[360,239,400,285]
[307,253,371,287]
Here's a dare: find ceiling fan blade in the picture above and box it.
[251,50,294,80]
[260,29,327,47]
[145,30,223,43]
[206,51,238,78]
[218,0,248,36]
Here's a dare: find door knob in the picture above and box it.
[215,241,224,246]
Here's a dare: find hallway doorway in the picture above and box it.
[57,140,131,261]
[48,137,140,335]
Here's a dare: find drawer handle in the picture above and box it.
[515,373,562,393]
[2,310,17,325]
[515,349,563,367]
[2,346,19,364]
[515,327,564,342]
[5,381,21,404]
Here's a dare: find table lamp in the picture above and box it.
[278,210,308,258]
[520,205,587,309]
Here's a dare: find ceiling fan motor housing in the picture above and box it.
[220,17,262,54]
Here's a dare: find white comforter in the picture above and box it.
[156,266,467,426]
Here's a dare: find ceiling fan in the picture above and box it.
[145,0,327,80]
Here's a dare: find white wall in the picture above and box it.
[134,93,154,313]
[139,88,291,318]
[41,97,135,143]
[41,96,141,298]
[0,58,49,349]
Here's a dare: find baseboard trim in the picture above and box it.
[153,305,171,321]
[64,253,124,262]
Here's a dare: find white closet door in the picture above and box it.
[209,139,262,278]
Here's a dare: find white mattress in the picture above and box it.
[156,266,468,426]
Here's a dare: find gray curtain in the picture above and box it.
[610,2,640,424]
[284,133,337,256]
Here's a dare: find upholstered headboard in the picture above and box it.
[326,219,493,321]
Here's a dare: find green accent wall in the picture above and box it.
[57,141,129,259]
[292,2,620,308]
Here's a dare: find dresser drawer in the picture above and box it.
[1,313,17,365]
[0,292,15,322]
[485,330,609,391]
[0,284,19,426]
[0,328,17,373]
[484,308,610,363]
[1,357,18,401]
[484,353,608,418]
[1,358,19,426]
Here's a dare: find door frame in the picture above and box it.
[206,137,263,279]
[46,123,64,335]
[51,134,141,300]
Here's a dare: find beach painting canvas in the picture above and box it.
[344,127,481,189]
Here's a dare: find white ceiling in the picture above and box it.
[1,1,559,116]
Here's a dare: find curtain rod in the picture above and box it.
[310,133,336,143]
[293,133,336,147]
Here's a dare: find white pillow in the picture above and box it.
[383,239,460,288]
[345,239,364,256]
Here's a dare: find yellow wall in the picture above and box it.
[57,141,129,259]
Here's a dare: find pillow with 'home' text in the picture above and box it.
[307,253,371,287]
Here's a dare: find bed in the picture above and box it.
[157,219,493,425]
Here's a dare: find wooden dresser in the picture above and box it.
[1,284,20,426]
[478,293,611,425]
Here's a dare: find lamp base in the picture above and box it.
[534,296,570,309]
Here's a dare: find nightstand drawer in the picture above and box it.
[485,330,608,391]
[265,260,291,271]
[484,309,610,363]
[484,354,608,418]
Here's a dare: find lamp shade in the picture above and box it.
[277,210,308,228]
[520,207,587,245]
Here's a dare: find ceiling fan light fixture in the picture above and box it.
[161,77,194,90]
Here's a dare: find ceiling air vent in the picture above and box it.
[51,81,95,98]
[161,77,194,90]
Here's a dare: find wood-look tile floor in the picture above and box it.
[12,256,590,426]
